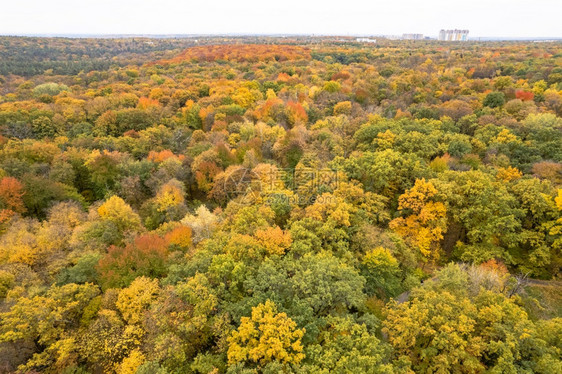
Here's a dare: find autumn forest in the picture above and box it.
[0,36,561,373]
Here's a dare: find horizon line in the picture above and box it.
[0,33,561,41]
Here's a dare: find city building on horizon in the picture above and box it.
[402,33,424,40]
[356,37,377,43]
[439,29,469,41]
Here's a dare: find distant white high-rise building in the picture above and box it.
[438,29,469,41]
[402,33,424,40]
[356,37,377,43]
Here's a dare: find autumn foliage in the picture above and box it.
[390,179,447,261]
[0,35,561,373]
[158,44,311,64]
[227,300,305,366]
[0,177,26,223]
[97,234,169,289]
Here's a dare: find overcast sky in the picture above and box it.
[1,0,561,38]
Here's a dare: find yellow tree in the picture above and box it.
[98,195,142,232]
[116,276,160,325]
[227,300,305,368]
[155,179,185,213]
[117,349,145,374]
[254,226,292,256]
[496,166,523,182]
[383,290,484,373]
[389,179,447,262]
[550,189,562,252]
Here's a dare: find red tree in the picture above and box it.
[97,234,169,289]
[515,90,534,101]
[0,177,26,223]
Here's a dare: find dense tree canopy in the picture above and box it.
[0,36,561,373]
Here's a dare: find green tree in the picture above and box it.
[483,91,506,108]
[302,316,393,373]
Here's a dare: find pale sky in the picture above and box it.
[1,0,561,38]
